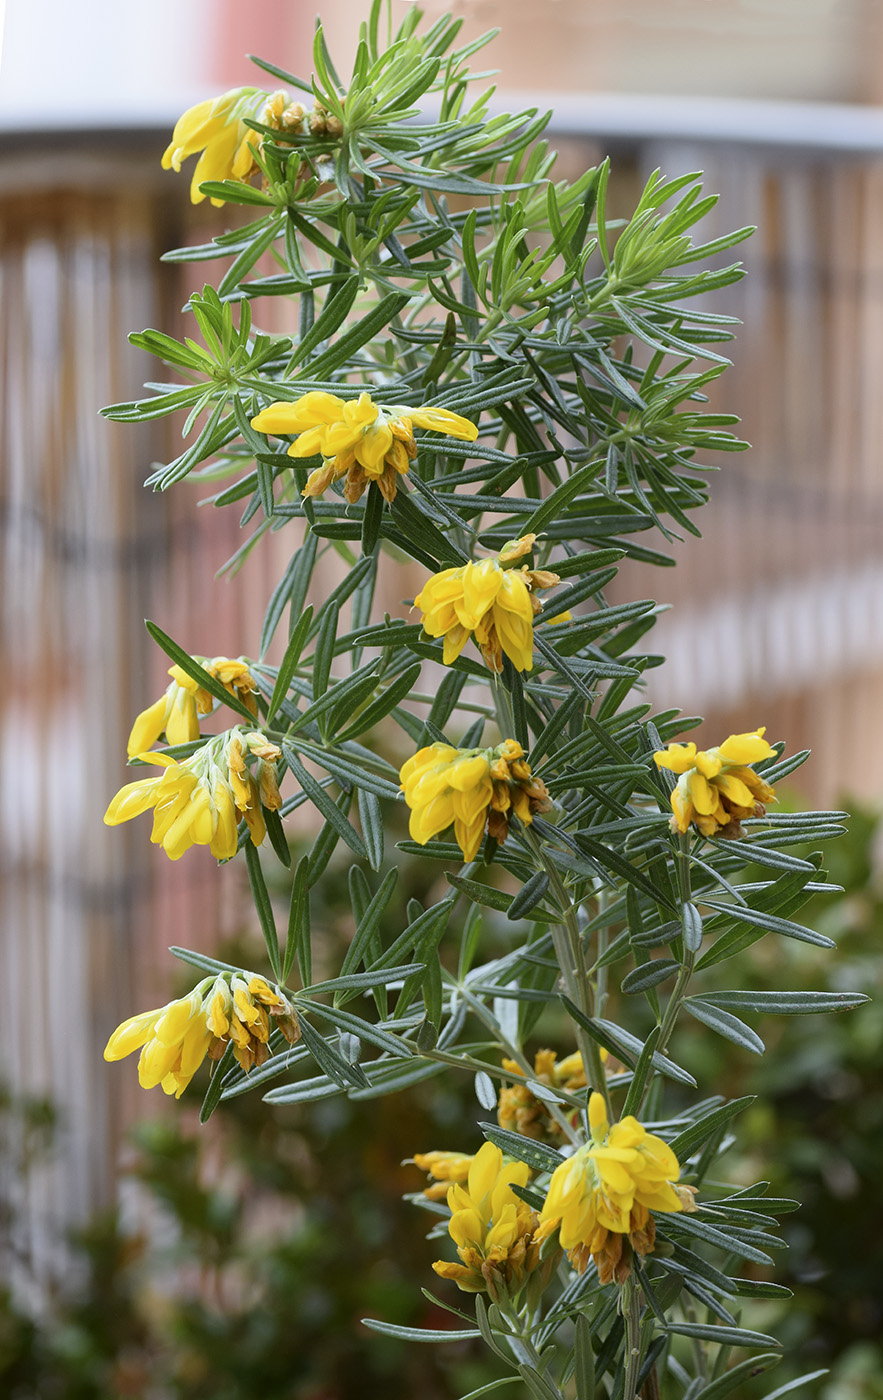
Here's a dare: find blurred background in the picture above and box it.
[2,1,883,1395]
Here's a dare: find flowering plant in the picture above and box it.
[101,5,866,1397]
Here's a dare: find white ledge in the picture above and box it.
[3,92,883,158]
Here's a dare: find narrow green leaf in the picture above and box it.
[267,606,313,722]
[507,872,552,921]
[664,1322,780,1349]
[693,1355,782,1400]
[312,604,339,703]
[284,748,368,858]
[357,787,384,871]
[297,1016,368,1090]
[682,901,704,952]
[528,689,582,765]
[303,964,425,996]
[339,868,399,983]
[520,459,604,536]
[361,1319,480,1343]
[260,533,318,656]
[244,842,282,981]
[697,898,835,954]
[668,1096,756,1160]
[306,290,412,378]
[663,1214,775,1267]
[389,490,469,566]
[302,1000,411,1059]
[698,990,869,1015]
[284,855,310,984]
[293,738,400,799]
[730,1279,794,1299]
[620,1024,661,1116]
[263,1074,343,1104]
[621,959,679,995]
[517,1364,563,1400]
[199,1041,235,1123]
[446,875,512,913]
[572,834,678,912]
[480,1125,565,1173]
[170,946,241,977]
[361,481,384,554]
[759,1372,829,1400]
[336,662,423,743]
[561,998,696,1086]
[474,1071,498,1112]
[287,275,360,370]
[685,998,765,1055]
[145,621,255,721]
[574,1312,595,1400]
[196,179,275,206]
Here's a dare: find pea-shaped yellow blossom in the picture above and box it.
[104,971,299,1098]
[431,1142,552,1300]
[400,739,551,862]
[411,1150,475,1202]
[104,728,282,861]
[654,727,776,838]
[414,535,561,674]
[127,656,258,758]
[162,87,294,205]
[536,1093,695,1285]
[497,1048,591,1144]
[250,391,478,505]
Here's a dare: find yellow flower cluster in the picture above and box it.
[162,88,338,206]
[250,391,478,504]
[430,1142,554,1302]
[104,728,282,861]
[535,1093,694,1285]
[653,727,776,838]
[497,1049,588,1144]
[400,739,551,862]
[127,656,258,758]
[104,972,300,1098]
[411,1150,475,1202]
[414,535,561,673]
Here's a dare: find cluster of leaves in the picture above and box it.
[98,4,867,1399]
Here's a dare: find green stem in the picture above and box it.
[491,676,610,1114]
[653,832,696,1068]
[498,1304,561,1393]
[406,1043,529,1082]
[595,891,610,1020]
[621,1277,643,1400]
[459,987,581,1146]
[521,826,612,1121]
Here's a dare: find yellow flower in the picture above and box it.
[411,1150,475,1202]
[250,391,478,505]
[104,728,282,861]
[414,535,560,673]
[497,1048,590,1144]
[536,1093,694,1284]
[653,727,776,838]
[162,87,290,205]
[431,1142,549,1299]
[104,971,299,1098]
[127,656,258,758]
[400,739,551,862]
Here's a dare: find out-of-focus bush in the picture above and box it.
[671,799,883,1398]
